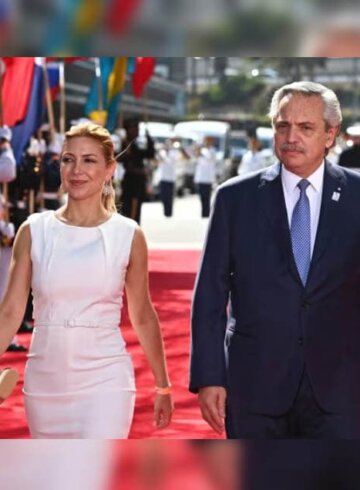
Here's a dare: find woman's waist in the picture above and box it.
[34,318,120,330]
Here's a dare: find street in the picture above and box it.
[141,194,210,250]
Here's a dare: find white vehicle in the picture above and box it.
[255,126,277,167]
[138,121,174,148]
[173,120,231,182]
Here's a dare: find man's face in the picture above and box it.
[273,93,338,177]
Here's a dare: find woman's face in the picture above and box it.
[60,137,114,202]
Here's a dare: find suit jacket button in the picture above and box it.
[298,337,303,346]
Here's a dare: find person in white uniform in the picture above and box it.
[237,135,270,176]
[0,122,173,438]
[194,136,217,218]
[157,137,189,217]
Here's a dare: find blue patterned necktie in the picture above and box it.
[291,179,311,285]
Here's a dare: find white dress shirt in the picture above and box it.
[281,161,324,256]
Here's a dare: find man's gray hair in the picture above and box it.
[269,81,342,129]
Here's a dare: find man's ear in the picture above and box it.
[326,125,340,149]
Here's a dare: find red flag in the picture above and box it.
[1,57,35,127]
[105,0,141,34]
[132,57,155,98]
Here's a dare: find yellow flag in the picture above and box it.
[108,58,128,101]
[75,0,103,35]
[88,110,108,126]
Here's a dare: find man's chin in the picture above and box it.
[281,158,307,175]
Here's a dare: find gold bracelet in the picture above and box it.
[155,385,172,395]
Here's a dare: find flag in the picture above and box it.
[73,0,104,35]
[126,57,136,75]
[42,0,84,55]
[105,0,141,34]
[43,1,103,55]
[11,60,45,164]
[47,62,60,101]
[106,57,127,132]
[0,0,12,45]
[132,57,155,98]
[85,57,114,125]
[1,57,35,127]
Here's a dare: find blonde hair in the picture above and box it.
[64,123,117,213]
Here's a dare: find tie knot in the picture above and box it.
[297,179,310,193]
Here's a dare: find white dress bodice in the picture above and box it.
[28,210,136,329]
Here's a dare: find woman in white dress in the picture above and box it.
[0,122,173,438]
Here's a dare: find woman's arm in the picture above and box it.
[125,227,170,388]
[125,227,173,428]
[0,223,32,356]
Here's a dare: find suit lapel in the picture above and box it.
[307,160,347,284]
[258,163,302,285]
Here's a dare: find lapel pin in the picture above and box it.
[332,191,340,202]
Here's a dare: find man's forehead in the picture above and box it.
[279,92,322,105]
[276,93,324,118]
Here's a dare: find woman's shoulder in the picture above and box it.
[109,213,138,230]
[26,210,54,225]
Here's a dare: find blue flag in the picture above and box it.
[11,61,45,164]
[85,57,114,116]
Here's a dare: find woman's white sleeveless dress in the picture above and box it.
[23,210,137,439]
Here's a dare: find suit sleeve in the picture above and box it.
[189,187,231,392]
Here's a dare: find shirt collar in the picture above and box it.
[281,161,325,194]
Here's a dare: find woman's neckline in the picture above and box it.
[52,210,115,228]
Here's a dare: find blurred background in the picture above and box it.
[2,440,360,489]
[0,0,359,55]
[1,57,360,249]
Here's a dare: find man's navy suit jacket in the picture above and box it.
[190,161,360,415]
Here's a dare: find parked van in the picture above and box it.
[256,126,274,151]
[255,126,276,167]
[138,121,174,148]
[173,120,231,182]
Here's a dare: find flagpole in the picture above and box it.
[142,87,149,124]
[0,64,9,224]
[41,58,56,140]
[94,57,104,112]
[0,64,3,127]
[59,60,66,134]
[118,103,124,130]
[40,58,57,211]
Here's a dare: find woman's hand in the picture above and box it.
[154,394,174,429]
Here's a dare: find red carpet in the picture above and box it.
[0,250,224,439]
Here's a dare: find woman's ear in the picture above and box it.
[106,160,116,180]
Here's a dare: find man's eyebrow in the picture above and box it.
[275,120,315,125]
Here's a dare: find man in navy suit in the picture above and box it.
[243,442,360,488]
[190,81,360,438]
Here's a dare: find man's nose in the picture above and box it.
[286,125,299,142]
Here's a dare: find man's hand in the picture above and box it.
[198,386,227,435]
